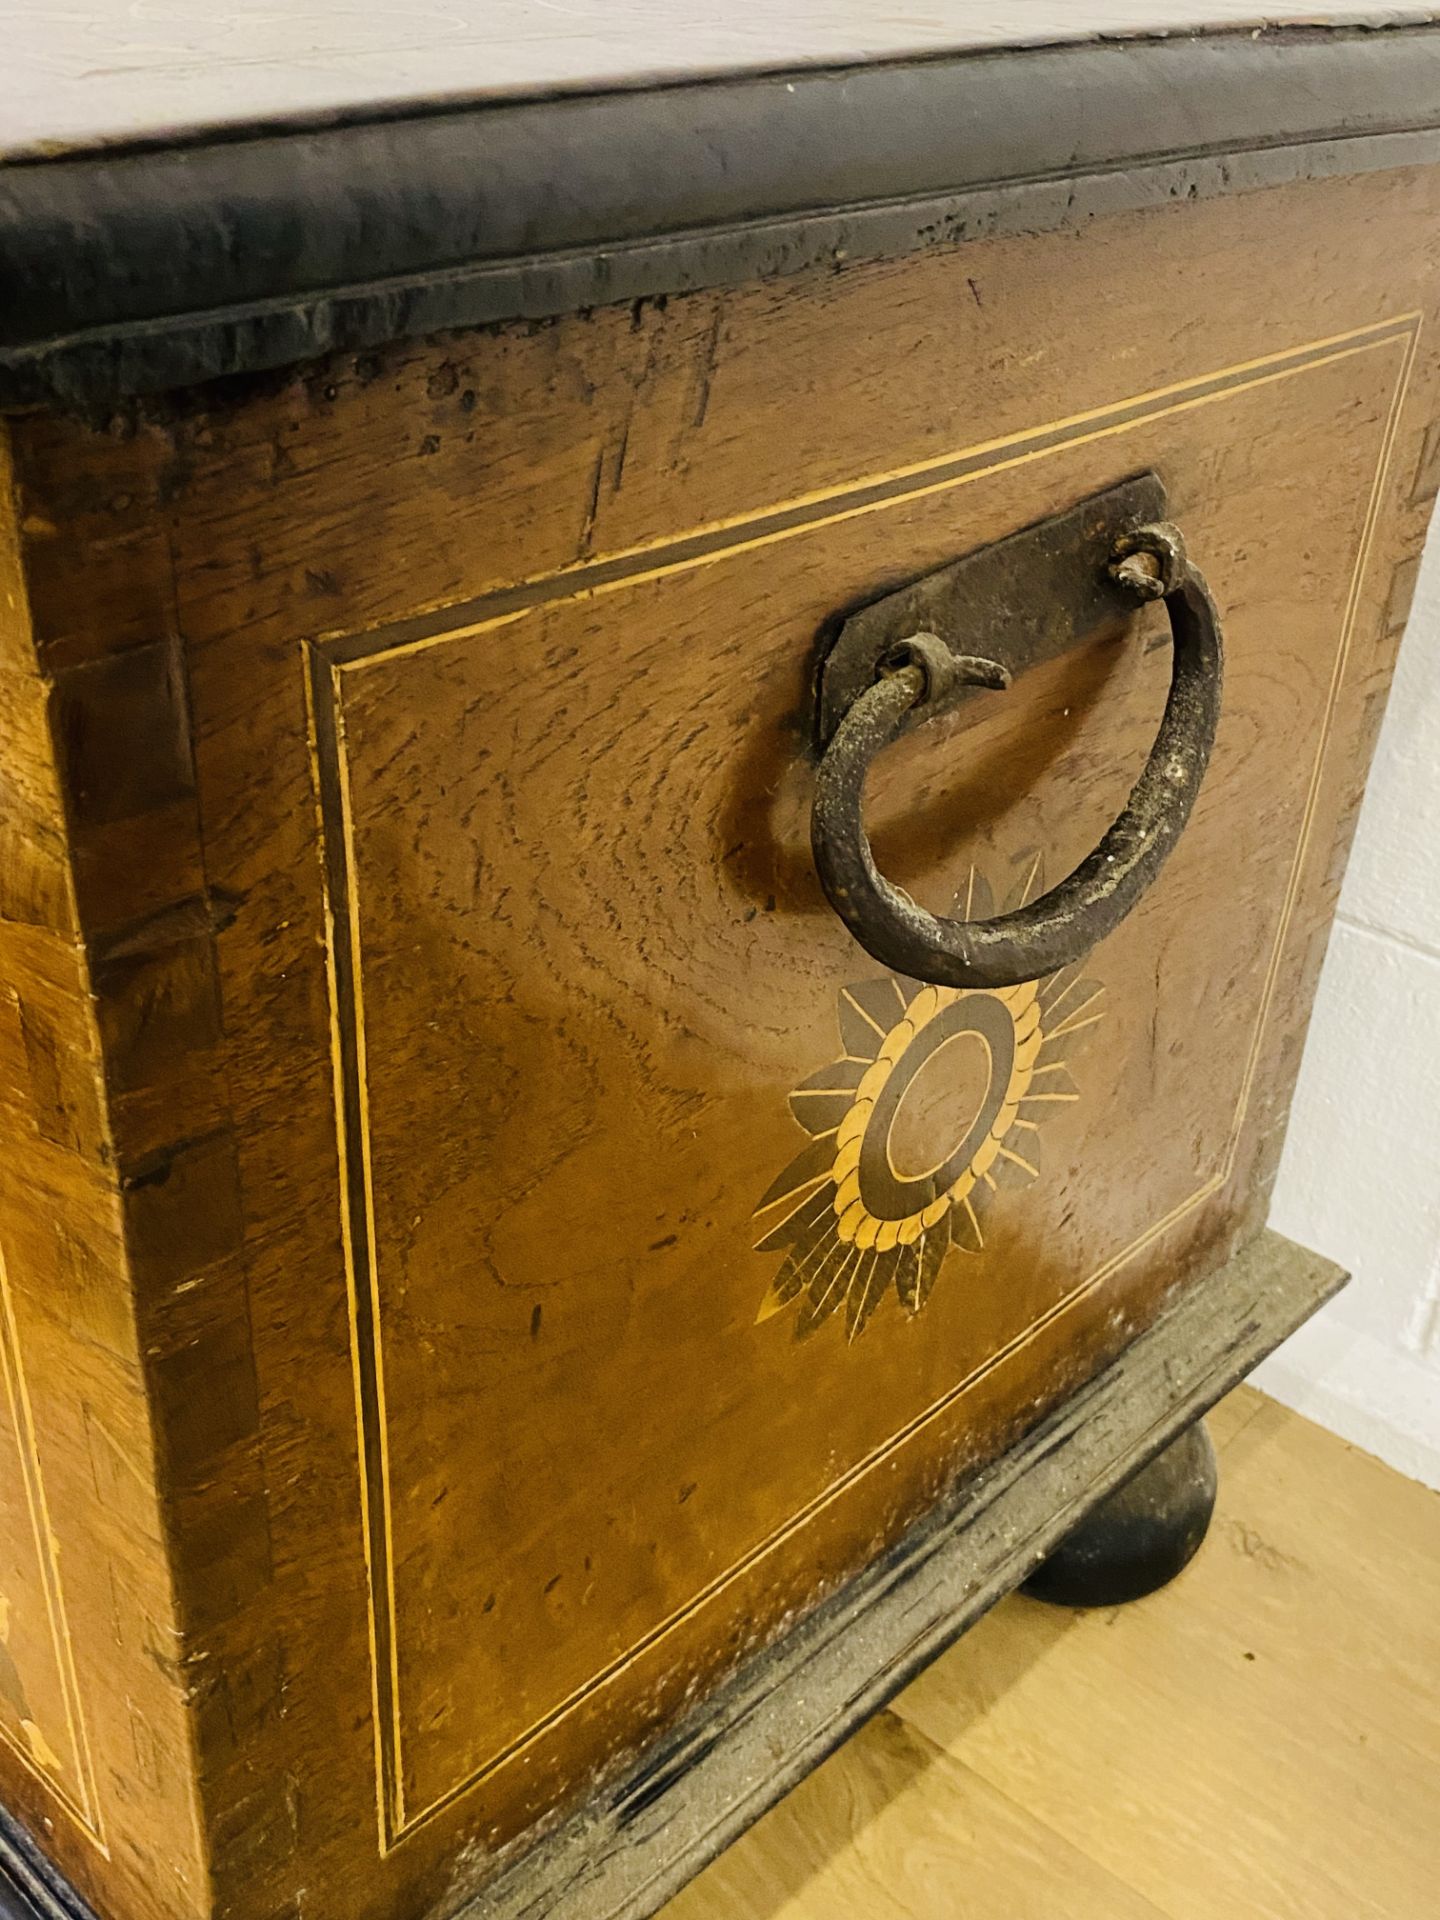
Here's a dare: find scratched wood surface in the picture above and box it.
[0,164,1438,1920]
[321,343,1397,1847]
[664,1386,1440,1920]
[0,443,207,1920]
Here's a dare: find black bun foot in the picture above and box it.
[1022,1419,1218,1608]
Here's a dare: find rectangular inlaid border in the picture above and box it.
[307,312,1420,1850]
[0,1243,105,1849]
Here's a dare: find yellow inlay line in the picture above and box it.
[305,657,397,1852]
[840,988,889,1038]
[1220,316,1421,1185]
[314,312,1419,1847]
[331,667,410,1836]
[1045,1010,1108,1041]
[0,1245,106,1849]
[336,319,1419,675]
[996,1146,1040,1178]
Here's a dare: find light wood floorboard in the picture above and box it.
[664,1387,1440,1920]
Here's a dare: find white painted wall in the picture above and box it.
[1259,510,1440,1488]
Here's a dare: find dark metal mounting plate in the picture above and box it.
[816,471,1168,746]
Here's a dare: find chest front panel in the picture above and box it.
[307,293,1418,1847]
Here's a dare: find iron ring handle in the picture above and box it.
[810,522,1224,989]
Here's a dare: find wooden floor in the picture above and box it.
[663,1387,1440,1920]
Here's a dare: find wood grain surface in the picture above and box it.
[0,443,208,1920]
[318,328,1401,1850]
[0,163,1437,1920]
[666,1709,1173,1920]
[665,1386,1440,1920]
[463,1230,1341,1920]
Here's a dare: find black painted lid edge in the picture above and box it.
[4,24,1440,409]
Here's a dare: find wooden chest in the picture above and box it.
[2,13,1439,1920]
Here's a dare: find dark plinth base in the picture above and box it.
[472,1229,1340,1920]
[0,1804,96,1920]
[1023,1419,1219,1607]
